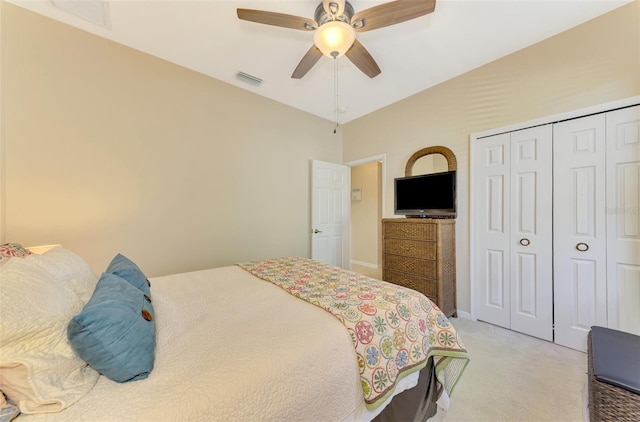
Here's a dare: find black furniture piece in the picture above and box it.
[588,326,640,421]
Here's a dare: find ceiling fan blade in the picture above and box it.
[237,9,316,31]
[291,46,323,79]
[345,39,381,78]
[351,0,436,32]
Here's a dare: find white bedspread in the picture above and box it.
[20,266,418,421]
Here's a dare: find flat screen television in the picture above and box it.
[394,170,457,218]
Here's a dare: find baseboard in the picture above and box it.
[454,310,471,320]
[350,260,380,269]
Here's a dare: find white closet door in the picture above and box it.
[475,133,511,329]
[606,105,640,335]
[474,126,553,340]
[509,126,553,341]
[553,114,607,352]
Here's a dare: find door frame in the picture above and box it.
[469,96,640,321]
[344,154,387,268]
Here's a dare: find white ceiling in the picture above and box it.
[9,0,632,123]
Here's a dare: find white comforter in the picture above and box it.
[20,265,418,421]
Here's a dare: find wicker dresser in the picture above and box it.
[382,218,456,317]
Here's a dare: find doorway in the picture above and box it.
[346,155,385,279]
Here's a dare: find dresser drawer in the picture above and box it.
[383,221,436,241]
[383,269,439,301]
[384,239,436,260]
[384,254,437,279]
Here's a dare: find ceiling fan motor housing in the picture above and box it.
[314,1,354,26]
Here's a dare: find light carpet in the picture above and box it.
[430,318,587,422]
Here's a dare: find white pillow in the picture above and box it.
[28,247,99,304]
[0,252,100,414]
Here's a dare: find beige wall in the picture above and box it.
[350,162,381,267]
[2,1,639,314]
[343,1,640,314]
[1,3,342,276]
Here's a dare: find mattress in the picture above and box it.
[18,265,419,421]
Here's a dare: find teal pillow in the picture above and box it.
[106,254,150,296]
[67,272,156,383]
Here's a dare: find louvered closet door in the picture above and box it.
[553,114,607,352]
[474,126,553,340]
[606,106,640,336]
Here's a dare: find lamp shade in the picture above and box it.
[313,21,356,58]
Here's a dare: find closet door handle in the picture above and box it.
[519,238,530,246]
[576,242,589,252]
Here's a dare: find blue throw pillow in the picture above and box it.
[106,253,150,296]
[67,272,156,383]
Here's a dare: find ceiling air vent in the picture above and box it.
[236,72,263,87]
[51,0,111,29]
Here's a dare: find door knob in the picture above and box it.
[519,238,530,246]
[576,242,589,252]
[313,229,323,234]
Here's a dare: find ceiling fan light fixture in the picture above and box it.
[313,21,356,58]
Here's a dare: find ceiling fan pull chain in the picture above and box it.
[334,57,339,134]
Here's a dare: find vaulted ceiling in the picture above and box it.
[8,0,632,123]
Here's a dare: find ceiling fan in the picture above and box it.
[237,0,436,79]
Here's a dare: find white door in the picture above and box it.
[474,126,553,340]
[553,114,608,352]
[606,105,640,336]
[509,126,553,341]
[310,160,350,268]
[475,133,512,329]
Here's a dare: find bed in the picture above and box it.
[0,245,468,421]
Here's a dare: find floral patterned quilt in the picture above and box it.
[237,257,469,410]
